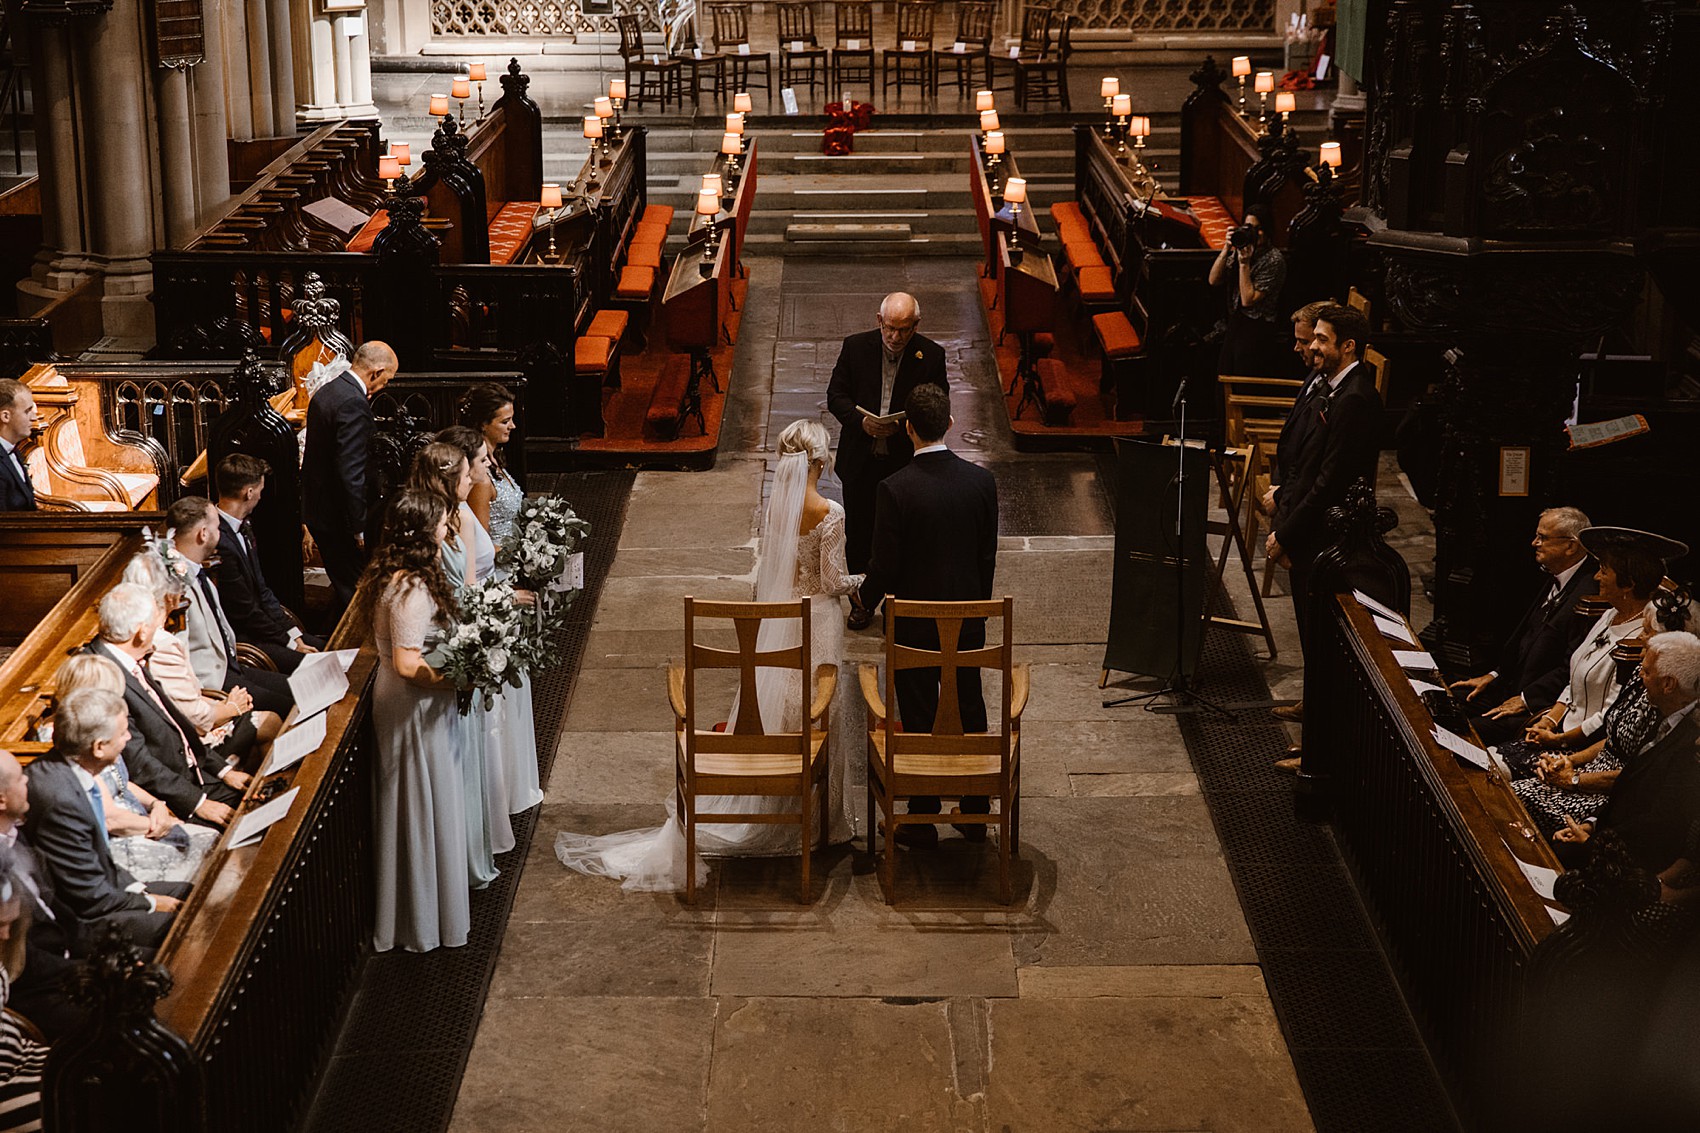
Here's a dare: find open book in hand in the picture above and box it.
[858,407,907,427]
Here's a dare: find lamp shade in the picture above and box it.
[378,154,401,181]
[980,109,1000,132]
[429,93,449,117]
[1100,76,1119,99]
[1111,93,1131,117]
[1130,116,1149,138]
[726,112,745,135]
[1254,71,1275,94]
[595,96,614,119]
[468,61,487,82]
[452,77,472,100]
[734,91,753,113]
[721,132,741,155]
[984,131,1005,156]
[540,182,563,209]
[1319,141,1342,168]
[610,78,627,100]
[701,172,723,196]
[1002,177,1027,204]
[1275,91,1296,114]
[696,189,719,217]
[1232,55,1252,78]
[975,90,994,112]
[390,142,410,167]
[584,114,603,139]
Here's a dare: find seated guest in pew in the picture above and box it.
[123,545,282,766]
[168,496,295,718]
[45,656,217,888]
[304,341,398,619]
[1208,206,1289,379]
[0,379,40,512]
[0,750,89,1041]
[87,583,244,828]
[1554,632,1700,874]
[26,688,189,955]
[213,454,327,672]
[1501,528,1682,776]
[1449,507,1598,744]
[0,843,48,1126]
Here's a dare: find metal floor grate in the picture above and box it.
[1175,611,1466,1133]
[301,471,634,1133]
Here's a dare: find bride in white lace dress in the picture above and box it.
[555,419,863,892]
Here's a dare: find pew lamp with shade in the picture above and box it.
[1111,93,1132,163]
[595,96,615,151]
[1275,90,1296,129]
[726,111,746,138]
[722,131,743,183]
[452,75,472,127]
[1001,176,1027,245]
[1231,56,1251,118]
[1100,76,1120,139]
[703,170,728,211]
[378,153,401,192]
[976,89,994,113]
[1254,71,1274,128]
[696,188,722,275]
[1313,140,1344,189]
[1128,115,1150,177]
[429,93,450,123]
[734,90,753,121]
[540,182,564,260]
[983,130,1005,188]
[468,61,487,122]
[390,142,411,170]
[979,108,1000,136]
[583,115,605,191]
[609,78,627,137]
[585,112,611,167]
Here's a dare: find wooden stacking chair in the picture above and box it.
[881,2,938,101]
[1013,12,1072,110]
[671,597,837,904]
[986,4,1049,93]
[1364,344,1391,399]
[776,3,829,94]
[861,596,1027,904]
[934,0,996,95]
[1217,373,1306,593]
[673,18,728,107]
[619,14,684,111]
[830,1,877,96]
[708,2,774,99]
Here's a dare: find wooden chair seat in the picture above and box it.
[1092,311,1143,358]
[1180,194,1236,250]
[1063,240,1104,271]
[24,368,160,511]
[868,730,1007,782]
[487,200,540,265]
[1051,207,1091,245]
[615,265,656,299]
[681,731,829,779]
[1076,265,1117,304]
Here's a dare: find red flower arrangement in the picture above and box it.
[823,100,876,155]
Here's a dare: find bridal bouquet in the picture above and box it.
[426,577,533,715]
[496,494,592,600]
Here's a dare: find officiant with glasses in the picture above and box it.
[826,292,948,628]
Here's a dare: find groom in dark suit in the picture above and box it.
[0,378,40,511]
[857,383,999,845]
[827,292,948,617]
[302,341,397,616]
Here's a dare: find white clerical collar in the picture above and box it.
[913,443,948,456]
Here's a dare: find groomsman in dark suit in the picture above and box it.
[1449,507,1599,743]
[24,689,189,954]
[88,583,245,827]
[856,383,999,845]
[0,378,40,512]
[827,292,948,623]
[213,453,326,673]
[303,341,397,615]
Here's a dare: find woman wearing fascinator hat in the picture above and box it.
[1509,526,1689,837]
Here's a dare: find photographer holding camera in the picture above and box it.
[1208,205,1289,377]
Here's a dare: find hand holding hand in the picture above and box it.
[146,800,175,839]
[226,687,254,714]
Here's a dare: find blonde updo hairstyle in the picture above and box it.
[777,418,832,476]
[54,652,127,697]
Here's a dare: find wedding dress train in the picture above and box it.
[554,452,863,892]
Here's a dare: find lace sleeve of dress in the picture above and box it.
[818,508,865,597]
[387,578,439,652]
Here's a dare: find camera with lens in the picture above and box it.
[1228,225,1259,250]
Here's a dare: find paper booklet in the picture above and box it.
[858,407,907,426]
[230,786,301,849]
[288,650,351,721]
[261,711,327,777]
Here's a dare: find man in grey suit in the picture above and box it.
[168,495,294,718]
[25,688,188,954]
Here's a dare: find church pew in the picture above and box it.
[0,530,379,1133]
[17,364,165,512]
[0,513,155,650]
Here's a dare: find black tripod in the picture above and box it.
[1103,380,1235,718]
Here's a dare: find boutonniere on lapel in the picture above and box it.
[914,349,923,360]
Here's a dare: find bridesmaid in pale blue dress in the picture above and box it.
[409,442,509,890]
[352,489,469,952]
[460,385,545,815]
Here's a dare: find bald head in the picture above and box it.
[351,341,399,394]
[878,293,921,357]
[0,750,24,831]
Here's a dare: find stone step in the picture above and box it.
[786,222,914,241]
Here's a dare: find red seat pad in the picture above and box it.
[588,309,630,341]
[642,203,675,227]
[574,336,616,374]
[1064,240,1105,271]
[488,201,541,265]
[633,219,671,247]
[1092,312,1144,359]
[1181,195,1235,251]
[615,265,656,299]
[1035,358,1076,408]
[1076,265,1117,303]
[626,242,664,269]
[346,211,390,254]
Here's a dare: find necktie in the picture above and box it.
[87,783,110,848]
[197,571,239,659]
[239,519,258,562]
[137,665,204,784]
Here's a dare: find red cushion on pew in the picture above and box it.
[346,211,390,254]
[1036,359,1076,409]
[643,204,675,228]
[626,243,664,270]
[1050,201,1085,225]
[588,309,630,343]
[1092,312,1144,359]
[575,336,617,374]
[488,201,541,265]
[1076,265,1117,304]
[615,266,656,300]
[1182,195,1235,251]
[1064,240,1105,271]
[634,220,671,247]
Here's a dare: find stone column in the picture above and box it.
[245,0,276,136]
[266,0,297,134]
[18,20,90,298]
[298,4,378,122]
[192,0,234,227]
[219,0,253,140]
[156,67,200,247]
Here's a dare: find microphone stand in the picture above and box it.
[1104,377,1234,717]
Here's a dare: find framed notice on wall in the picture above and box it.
[149,0,205,68]
[1498,446,1530,497]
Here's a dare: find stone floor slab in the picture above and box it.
[606,545,755,580]
[1017,963,1272,999]
[1069,771,1201,797]
[488,913,713,999]
[592,575,755,632]
[548,731,676,806]
[994,548,1113,645]
[620,464,764,551]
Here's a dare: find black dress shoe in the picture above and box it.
[893,823,939,849]
[847,605,875,631]
[949,806,988,842]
